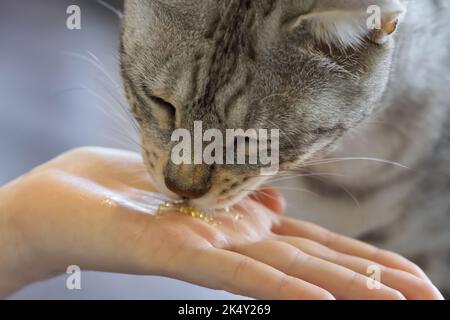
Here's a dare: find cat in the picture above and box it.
[120,0,450,294]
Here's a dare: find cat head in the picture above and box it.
[121,0,405,208]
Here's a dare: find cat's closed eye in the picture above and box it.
[147,95,176,121]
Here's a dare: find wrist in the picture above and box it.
[0,182,40,298]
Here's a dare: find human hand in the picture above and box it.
[0,147,443,299]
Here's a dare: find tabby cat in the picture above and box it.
[120,0,450,294]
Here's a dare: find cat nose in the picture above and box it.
[164,162,212,199]
[165,180,209,199]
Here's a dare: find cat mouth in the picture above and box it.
[186,175,269,210]
[143,154,271,210]
[188,194,245,210]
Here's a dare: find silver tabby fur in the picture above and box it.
[121,0,450,295]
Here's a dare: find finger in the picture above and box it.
[235,240,406,300]
[277,217,430,282]
[249,187,286,215]
[278,236,443,300]
[168,247,335,300]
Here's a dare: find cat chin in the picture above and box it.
[188,198,237,211]
[150,178,246,210]
[189,192,250,211]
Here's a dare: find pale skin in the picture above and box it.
[0,147,443,299]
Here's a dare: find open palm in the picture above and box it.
[3,147,442,299]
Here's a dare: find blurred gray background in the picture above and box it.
[1,0,242,300]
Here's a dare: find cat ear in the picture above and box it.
[290,0,406,48]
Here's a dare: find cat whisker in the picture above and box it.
[77,85,135,131]
[60,51,120,89]
[297,156,413,171]
[59,51,143,146]
[93,78,142,134]
[265,118,298,151]
[243,188,308,213]
[62,84,144,152]
[244,187,321,198]
[296,174,362,209]
[267,171,345,184]
[96,0,123,19]
[247,189,282,204]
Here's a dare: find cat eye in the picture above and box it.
[147,95,176,120]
